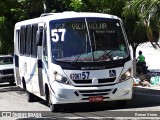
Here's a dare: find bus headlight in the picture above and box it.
[55,74,71,85]
[118,68,132,83]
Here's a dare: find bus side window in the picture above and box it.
[31,24,38,57]
[15,30,20,54]
[20,26,26,55]
[43,29,48,67]
[26,25,32,56]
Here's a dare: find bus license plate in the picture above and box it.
[89,96,103,102]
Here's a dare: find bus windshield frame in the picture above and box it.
[49,17,129,63]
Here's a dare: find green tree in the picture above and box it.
[122,9,148,58]
[0,0,20,54]
[0,0,51,54]
[67,0,126,17]
[123,0,160,49]
[122,0,159,76]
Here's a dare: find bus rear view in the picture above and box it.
[14,12,133,112]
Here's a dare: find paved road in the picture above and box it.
[0,83,160,119]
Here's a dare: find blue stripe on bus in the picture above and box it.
[43,62,55,94]
[25,61,55,94]
[26,63,36,84]
[25,60,55,94]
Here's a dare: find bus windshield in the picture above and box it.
[50,17,129,62]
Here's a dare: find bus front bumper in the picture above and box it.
[50,78,133,104]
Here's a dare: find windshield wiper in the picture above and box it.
[97,50,113,61]
[72,38,87,63]
[85,18,94,62]
[72,18,94,63]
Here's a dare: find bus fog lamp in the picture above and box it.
[58,94,66,98]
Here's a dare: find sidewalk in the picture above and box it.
[134,85,160,90]
[133,73,160,90]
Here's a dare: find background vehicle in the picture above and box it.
[14,12,133,112]
[0,55,15,84]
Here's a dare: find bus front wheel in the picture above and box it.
[45,85,58,112]
[116,100,128,108]
[26,91,35,102]
[50,103,58,112]
[49,97,58,112]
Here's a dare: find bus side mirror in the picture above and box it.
[36,28,43,46]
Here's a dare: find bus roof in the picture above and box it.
[15,12,121,27]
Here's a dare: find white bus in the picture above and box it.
[14,12,133,112]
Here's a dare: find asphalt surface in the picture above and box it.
[0,83,160,120]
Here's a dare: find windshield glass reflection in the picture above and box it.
[49,18,129,62]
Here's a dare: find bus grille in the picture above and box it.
[78,89,112,97]
[72,78,116,84]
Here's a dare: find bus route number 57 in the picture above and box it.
[51,29,66,42]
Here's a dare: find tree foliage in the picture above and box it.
[0,0,19,54]
[123,0,160,48]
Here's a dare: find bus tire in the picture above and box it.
[45,85,58,112]
[26,91,35,102]
[49,101,58,112]
[22,78,26,91]
[45,84,49,104]
[48,95,58,112]
[9,81,15,85]
[116,100,127,108]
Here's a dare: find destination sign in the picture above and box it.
[72,22,108,30]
